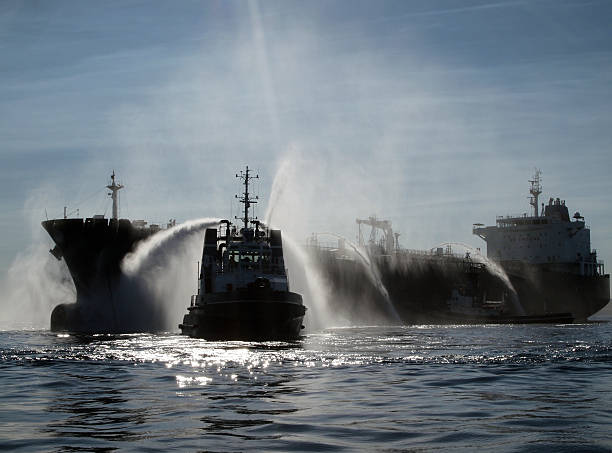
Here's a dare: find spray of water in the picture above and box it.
[280,233,343,330]
[315,232,401,323]
[0,243,76,330]
[433,242,525,315]
[0,186,78,330]
[264,152,341,329]
[264,157,293,227]
[263,151,406,327]
[111,217,221,331]
[122,217,221,276]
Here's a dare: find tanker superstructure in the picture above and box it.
[473,170,610,321]
[42,172,173,332]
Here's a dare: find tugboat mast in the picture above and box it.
[235,166,259,229]
[529,168,542,217]
[106,171,124,220]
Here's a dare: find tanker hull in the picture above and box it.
[309,247,608,324]
[43,218,156,332]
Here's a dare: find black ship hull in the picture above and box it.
[179,291,306,340]
[501,261,610,322]
[309,248,609,324]
[42,218,156,332]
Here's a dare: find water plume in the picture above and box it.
[114,217,221,331]
[122,217,221,276]
[433,242,525,315]
[263,150,404,327]
[0,185,77,330]
[280,233,339,331]
[0,243,75,330]
[315,232,401,323]
[264,153,334,329]
[264,156,293,227]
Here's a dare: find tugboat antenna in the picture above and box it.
[528,168,542,217]
[106,170,124,220]
[235,166,259,229]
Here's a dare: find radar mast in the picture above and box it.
[529,169,542,217]
[235,166,259,230]
[106,171,124,220]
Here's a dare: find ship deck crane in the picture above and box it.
[356,216,398,254]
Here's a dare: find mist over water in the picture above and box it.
[279,233,336,331]
[264,155,358,329]
[113,218,221,332]
[0,243,75,330]
[0,187,77,330]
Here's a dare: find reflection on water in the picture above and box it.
[1,323,611,451]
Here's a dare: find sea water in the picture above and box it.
[1,316,611,452]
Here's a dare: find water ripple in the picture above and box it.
[0,323,611,451]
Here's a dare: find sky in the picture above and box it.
[1,0,612,284]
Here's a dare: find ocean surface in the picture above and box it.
[1,318,611,452]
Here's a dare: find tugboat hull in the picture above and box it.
[180,292,306,340]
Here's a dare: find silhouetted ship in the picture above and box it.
[472,169,609,322]
[179,167,306,340]
[308,171,609,324]
[42,172,173,332]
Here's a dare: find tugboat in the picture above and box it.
[179,166,306,340]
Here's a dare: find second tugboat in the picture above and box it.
[179,166,306,340]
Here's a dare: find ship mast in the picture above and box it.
[529,168,542,217]
[235,166,258,230]
[106,171,124,220]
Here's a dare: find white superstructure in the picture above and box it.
[473,170,603,277]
